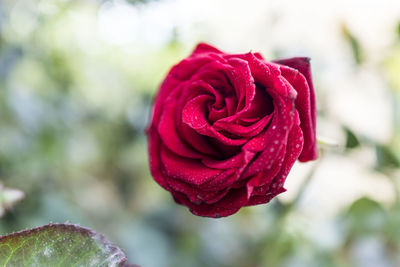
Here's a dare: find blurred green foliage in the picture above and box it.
[344,126,360,150]
[0,1,400,267]
[341,24,364,65]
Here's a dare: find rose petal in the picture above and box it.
[213,85,273,137]
[246,120,304,206]
[164,172,232,204]
[202,149,255,170]
[242,86,294,154]
[158,91,206,159]
[273,57,317,161]
[235,53,297,99]
[226,58,255,113]
[160,145,222,185]
[191,43,224,55]
[213,114,272,137]
[173,187,248,218]
[182,96,248,146]
[147,128,169,190]
[180,123,221,157]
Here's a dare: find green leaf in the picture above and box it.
[397,21,400,39]
[386,202,400,242]
[375,144,400,170]
[0,223,139,267]
[383,43,400,92]
[345,197,386,235]
[343,127,360,149]
[341,24,364,65]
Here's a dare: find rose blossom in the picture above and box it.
[147,43,317,218]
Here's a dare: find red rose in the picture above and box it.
[147,43,317,218]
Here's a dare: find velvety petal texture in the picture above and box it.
[147,43,317,218]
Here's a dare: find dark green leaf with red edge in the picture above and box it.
[0,223,139,267]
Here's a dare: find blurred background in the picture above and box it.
[0,0,400,266]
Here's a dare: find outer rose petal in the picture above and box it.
[273,57,317,161]
[160,145,222,185]
[158,93,204,159]
[173,187,248,218]
[148,128,169,190]
[191,43,224,55]
[247,115,304,206]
